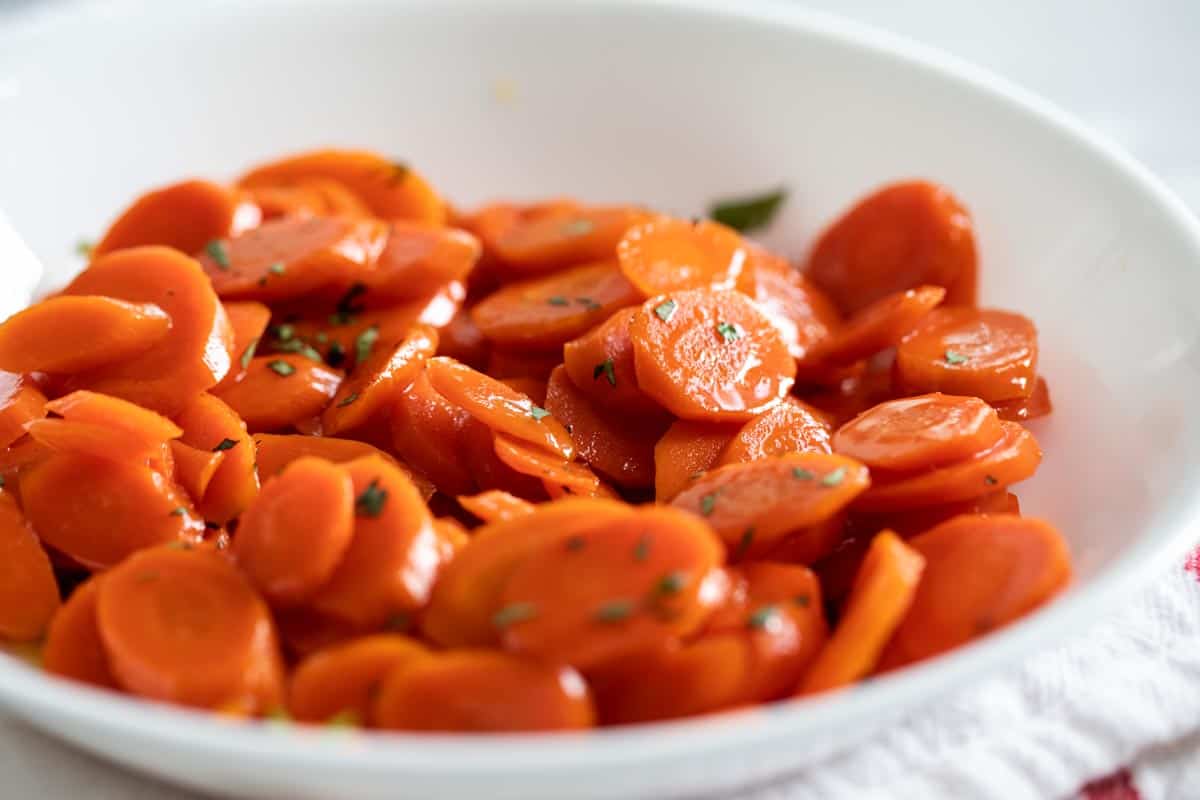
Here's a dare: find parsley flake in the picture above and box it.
[267,359,296,377]
[633,533,652,562]
[326,710,361,729]
[747,605,779,630]
[734,527,755,560]
[386,161,409,185]
[492,602,537,628]
[529,406,551,421]
[354,479,388,518]
[275,338,323,362]
[821,467,847,487]
[593,358,617,387]
[655,571,688,596]
[944,350,969,365]
[699,491,719,516]
[547,295,569,307]
[576,296,601,311]
[562,218,595,237]
[75,239,94,258]
[205,239,231,270]
[274,324,295,341]
[326,341,347,368]
[354,325,380,367]
[169,507,187,517]
[240,338,259,370]
[594,599,635,623]
[267,262,286,276]
[984,474,999,486]
[212,438,238,452]
[716,321,742,342]
[709,188,787,233]
[653,299,677,322]
[793,594,811,608]
[792,467,815,481]
[337,392,360,408]
[565,535,587,552]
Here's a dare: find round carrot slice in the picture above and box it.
[346,221,479,306]
[289,634,431,725]
[497,506,726,670]
[94,179,260,258]
[806,180,978,314]
[238,149,446,225]
[801,285,945,367]
[43,577,117,689]
[457,490,535,523]
[321,324,436,435]
[307,454,440,629]
[881,514,1070,667]
[492,432,600,496]
[436,308,490,370]
[993,376,1052,422]
[169,441,225,503]
[62,247,234,415]
[214,301,271,392]
[175,393,260,524]
[629,288,795,421]
[562,307,665,416]
[374,650,595,732]
[44,390,182,458]
[0,492,59,641]
[233,457,355,607]
[717,398,833,466]
[389,369,476,497]
[486,203,648,275]
[458,419,548,501]
[425,356,574,460]
[736,245,841,360]
[894,308,1039,402]
[653,418,740,501]
[617,217,747,296]
[96,547,284,711]
[799,531,924,694]
[273,607,362,661]
[213,354,342,432]
[470,260,640,349]
[0,373,47,450]
[499,376,547,405]
[245,182,331,220]
[22,452,202,569]
[0,296,170,374]
[27,418,170,468]
[847,489,1019,542]
[833,393,1005,471]
[422,497,635,647]
[484,346,563,381]
[671,453,869,561]
[854,421,1041,511]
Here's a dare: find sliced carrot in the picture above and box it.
[0,296,170,374]
[630,288,795,421]
[671,453,869,561]
[499,376,547,405]
[43,577,117,689]
[321,324,436,435]
[389,369,476,497]
[421,497,635,647]
[806,180,977,314]
[993,376,1052,422]
[238,149,447,225]
[717,398,833,466]
[881,514,1070,667]
[736,245,841,360]
[804,362,895,426]
[801,286,945,367]
[457,490,535,523]
[307,455,440,628]
[458,419,549,501]
[799,531,924,694]
[62,247,234,415]
[374,650,595,732]
[96,547,284,711]
[169,441,226,502]
[289,634,430,725]
[93,179,260,258]
[562,307,666,416]
[436,308,490,370]
[334,221,479,307]
[617,217,747,296]
[0,435,50,496]
[484,346,563,381]
[894,308,1039,402]
[213,301,271,392]
[854,421,1041,511]
[498,506,726,670]
[247,181,333,221]
[213,354,342,432]
[492,432,600,496]
[480,201,647,275]
[27,419,172,468]
[849,490,1020,542]
[37,390,182,467]
[0,492,59,641]
[425,356,574,459]
[0,373,47,450]
[174,393,259,523]
[433,516,471,553]
[544,365,666,489]
[765,513,849,568]
[653,418,740,501]
[460,199,572,268]
[273,607,362,661]
[833,393,1005,471]
[254,431,402,477]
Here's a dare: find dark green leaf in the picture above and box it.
[212,438,238,452]
[354,325,380,367]
[267,359,296,377]
[205,239,231,270]
[654,299,677,322]
[700,491,719,516]
[594,599,635,623]
[240,338,259,370]
[715,321,742,342]
[529,406,551,421]
[492,602,537,628]
[337,392,361,408]
[547,295,569,307]
[593,358,617,387]
[354,478,388,518]
[709,187,787,233]
[655,571,688,595]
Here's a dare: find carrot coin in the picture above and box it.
[801,285,945,367]
[436,308,490,370]
[630,288,795,421]
[41,390,182,465]
[457,490,535,523]
[169,441,226,502]
[0,373,47,450]
[389,369,476,497]
[27,418,170,469]
[0,492,59,641]
[94,179,260,258]
[213,354,342,432]
[0,296,170,374]
[458,419,549,501]
[993,376,1052,422]
[485,202,647,275]
[717,398,833,466]
[736,245,841,360]
[175,393,260,523]
[562,307,665,416]
[214,301,271,392]
[346,221,479,306]
[847,489,1020,542]
[492,432,601,496]
[322,324,437,435]
[617,217,747,296]
[43,577,117,689]
[653,419,741,503]
[289,634,431,725]
[894,307,1038,402]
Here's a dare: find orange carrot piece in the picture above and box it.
[27,419,170,468]
[653,418,740,501]
[802,285,945,367]
[213,354,342,433]
[847,489,1020,543]
[484,346,563,381]
[436,308,490,370]
[717,398,833,466]
[252,431,410,479]
[0,373,46,450]
[42,390,182,460]
[335,221,479,306]
[273,608,362,661]
[489,431,598,497]
[499,376,547,406]
[169,441,226,502]
[321,324,437,435]
[457,489,536,523]
[562,307,666,416]
[289,634,431,725]
[736,245,841,360]
[94,179,260,258]
[43,577,117,689]
[213,301,272,392]
[174,393,259,523]
[0,435,50,496]
[993,376,1052,422]
[0,296,170,374]
[0,492,59,641]
[477,201,647,275]
[617,217,747,296]
[458,418,549,501]
[389,369,476,497]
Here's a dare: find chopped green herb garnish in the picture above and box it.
[165,540,192,551]
[561,218,595,236]
[593,358,617,387]
[565,535,586,552]
[821,467,847,487]
[315,332,328,343]
[791,467,815,481]
[576,296,601,311]
[656,571,688,595]
[387,161,409,185]
[492,602,537,628]
[385,612,411,632]
[267,262,286,276]
[275,338,323,362]
[734,527,755,560]
[327,710,361,728]
[354,325,380,367]
[594,599,635,623]
[633,533,652,562]
[984,474,999,486]
[212,438,238,452]
[529,406,551,420]
[689,471,705,480]
[715,321,741,342]
[274,324,295,341]
[267,359,296,377]
[326,341,347,368]
[709,188,787,233]
[337,392,361,408]
[747,605,779,630]
[547,295,569,307]
[169,507,187,517]
[205,239,231,270]
[654,299,677,322]
[699,491,718,516]
[944,350,969,365]
[75,239,94,258]
[793,594,810,608]
[328,311,357,326]
[354,479,388,518]
[240,338,259,370]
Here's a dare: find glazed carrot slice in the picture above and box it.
[425,356,574,460]
[457,489,535,523]
[169,441,225,502]
[544,365,666,489]
[562,307,665,416]
[492,432,600,496]
[0,296,170,374]
[801,286,945,367]
[339,222,479,306]
[653,418,740,501]
[671,453,869,561]
[0,435,50,495]
[22,452,202,569]
[239,149,447,225]
[27,419,172,468]
[499,376,547,405]
[481,202,647,275]
[289,634,431,725]
[389,369,476,497]
[993,376,1052,422]
[322,324,437,435]
[375,650,595,732]
[436,308,490,370]
[804,362,895,426]
[197,216,389,302]
[881,514,1070,667]
[213,354,342,432]
[253,431,408,480]
[894,308,1039,402]
[43,390,182,461]
[617,217,747,296]
[0,373,46,450]
[307,455,440,629]
[833,393,1005,471]
[0,492,59,641]
[246,182,337,221]
[62,247,234,415]
[736,245,841,360]
[96,547,285,711]
[806,180,978,314]
[799,531,924,694]
[471,260,640,349]
[213,301,271,392]
[273,608,363,661]
[276,293,450,368]
[433,516,471,554]
[484,346,563,381]
[93,179,260,258]
[854,421,1041,511]
[630,288,795,421]
[174,393,259,524]
[458,418,549,501]
[294,177,374,217]
[422,497,635,647]
[43,577,117,689]
[717,398,833,466]
[848,490,1019,543]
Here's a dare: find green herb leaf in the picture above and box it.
[384,612,411,632]
[594,599,635,623]
[565,535,587,552]
[355,479,388,518]
[709,187,787,233]
[653,299,677,322]
[793,594,810,608]
[733,527,755,560]
[169,507,187,517]
[205,239,231,270]
[326,341,347,368]
[492,602,537,628]
[576,296,601,311]
[547,295,569,307]
[944,350,969,365]
[274,324,296,341]
[529,406,551,421]
[267,359,296,377]
[633,533,652,562]
[387,161,409,185]
[747,604,779,630]
[821,467,847,487]
[240,338,259,370]
[791,467,815,481]
[328,311,357,326]
[268,262,286,276]
[715,321,742,342]
[984,474,999,486]
[689,470,705,481]
[275,338,323,362]
[212,438,238,452]
[655,571,688,596]
[561,218,595,236]
[337,392,360,408]
[699,491,719,516]
[75,239,94,258]
[593,358,617,387]
[315,332,328,344]
[354,325,380,367]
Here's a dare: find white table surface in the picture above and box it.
[0,0,1196,798]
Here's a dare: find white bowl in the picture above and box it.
[2,1,1200,798]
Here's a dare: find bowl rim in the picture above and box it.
[2,0,1200,775]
